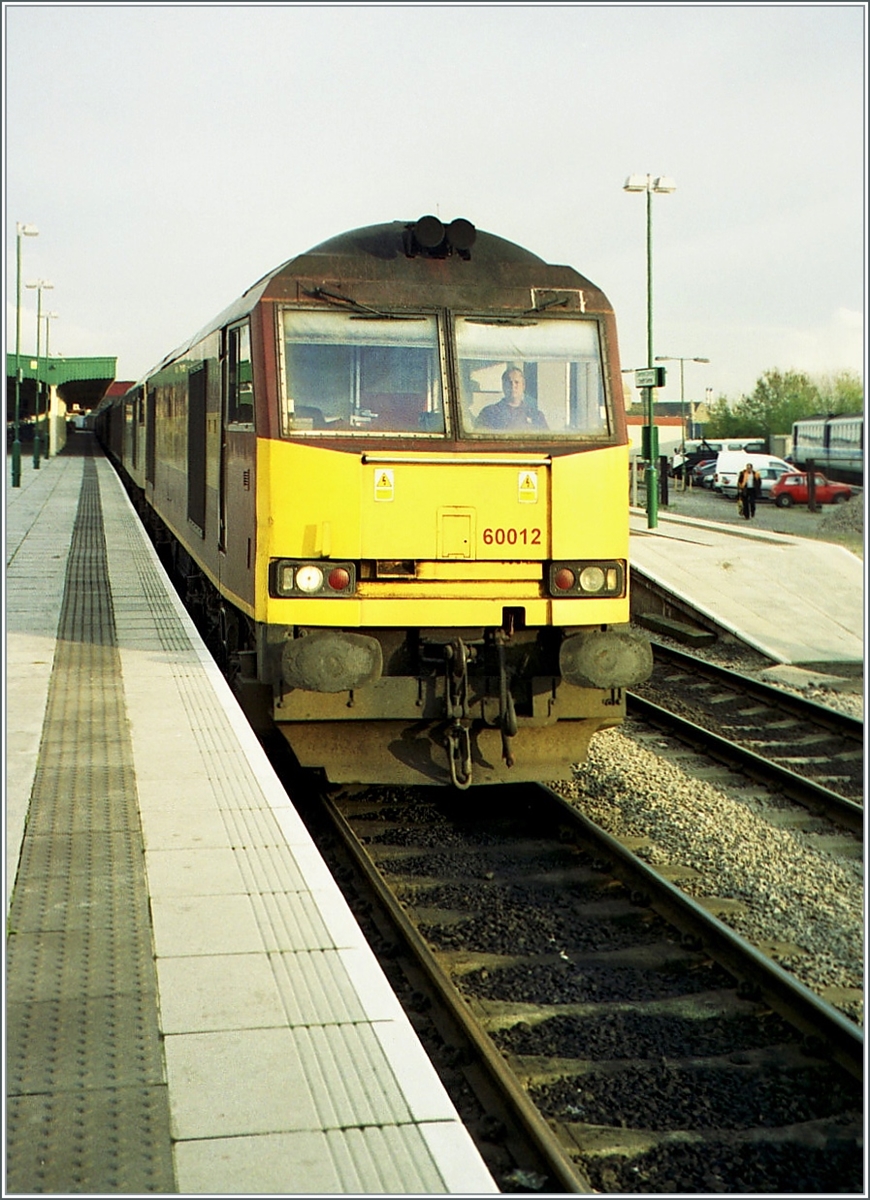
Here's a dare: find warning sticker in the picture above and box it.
[518,470,538,504]
[374,469,395,502]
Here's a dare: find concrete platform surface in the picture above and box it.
[5,447,498,1194]
[630,508,864,666]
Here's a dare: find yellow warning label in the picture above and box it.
[518,470,538,504]
[374,468,395,502]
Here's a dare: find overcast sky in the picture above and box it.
[4,3,866,407]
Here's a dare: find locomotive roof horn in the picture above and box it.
[405,216,477,259]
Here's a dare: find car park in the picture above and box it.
[714,452,794,498]
[771,472,852,507]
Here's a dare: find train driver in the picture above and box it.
[476,367,548,431]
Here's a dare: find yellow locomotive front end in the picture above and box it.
[250,220,652,786]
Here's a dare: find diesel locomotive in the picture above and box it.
[97,216,652,787]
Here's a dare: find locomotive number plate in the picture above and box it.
[482,527,542,547]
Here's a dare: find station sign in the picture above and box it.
[635,367,666,388]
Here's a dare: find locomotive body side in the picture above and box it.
[100,219,652,786]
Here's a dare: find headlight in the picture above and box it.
[295,565,324,593]
[270,560,357,598]
[578,565,606,592]
[547,561,624,598]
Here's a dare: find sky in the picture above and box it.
[3,3,866,409]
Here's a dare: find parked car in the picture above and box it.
[755,463,795,499]
[771,472,852,507]
[691,459,718,487]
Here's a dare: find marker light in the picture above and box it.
[327,566,351,591]
[270,559,357,598]
[547,560,625,598]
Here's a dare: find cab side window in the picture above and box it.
[227,323,254,426]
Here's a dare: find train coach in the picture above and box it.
[97,216,652,788]
[791,413,864,484]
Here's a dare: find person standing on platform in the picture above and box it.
[737,463,760,519]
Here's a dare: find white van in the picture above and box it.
[714,451,793,499]
[672,436,766,475]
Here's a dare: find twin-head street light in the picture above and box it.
[654,355,711,457]
[12,222,39,488]
[623,174,676,529]
[26,278,54,469]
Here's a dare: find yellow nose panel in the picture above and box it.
[438,508,474,558]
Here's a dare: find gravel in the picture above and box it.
[618,488,864,1023]
[553,727,864,1024]
[532,1061,860,1130]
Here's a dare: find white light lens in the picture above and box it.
[579,566,606,592]
[295,565,324,593]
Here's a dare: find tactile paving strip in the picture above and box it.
[6,456,175,1193]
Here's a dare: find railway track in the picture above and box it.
[629,642,863,835]
[299,779,863,1194]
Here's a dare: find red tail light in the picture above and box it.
[327,566,351,591]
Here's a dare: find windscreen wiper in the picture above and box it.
[523,296,569,315]
[302,286,413,320]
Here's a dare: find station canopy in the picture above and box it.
[6,354,117,415]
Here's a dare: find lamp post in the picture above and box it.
[654,355,710,459]
[26,279,54,469]
[11,222,39,487]
[623,175,676,528]
[43,311,59,458]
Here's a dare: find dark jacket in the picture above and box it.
[737,468,760,493]
[476,398,547,431]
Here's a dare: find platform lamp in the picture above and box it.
[11,222,39,488]
[623,175,676,529]
[43,311,59,458]
[654,355,710,459]
[26,279,54,469]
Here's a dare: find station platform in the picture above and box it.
[4,440,498,1195]
[629,507,864,669]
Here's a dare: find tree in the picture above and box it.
[703,368,864,440]
[703,393,752,438]
[737,370,822,438]
[817,370,863,413]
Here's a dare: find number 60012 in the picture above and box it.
[482,527,541,546]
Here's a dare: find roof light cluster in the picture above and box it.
[404,216,477,260]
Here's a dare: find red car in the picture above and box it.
[771,471,852,507]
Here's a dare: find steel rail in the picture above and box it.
[648,641,863,741]
[321,792,592,1194]
[540,785,864,1082]
[626,690,864,835]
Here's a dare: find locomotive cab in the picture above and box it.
[252,219,652,786]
